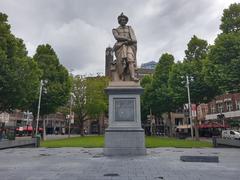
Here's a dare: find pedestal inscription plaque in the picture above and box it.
[114,98,135,121]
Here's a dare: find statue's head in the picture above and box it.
[118,12,128,26]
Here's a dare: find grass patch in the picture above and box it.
[41,136,104,148]
[41,136,212,148]
[145,136,212,148]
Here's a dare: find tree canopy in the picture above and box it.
[0,12,40,112]
[72,75,108,135]
[207,3,240,93]
[220,3,240,33]
[31,44,72,116]
[184,35,208,62]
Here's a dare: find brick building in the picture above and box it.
[205,93,240,128]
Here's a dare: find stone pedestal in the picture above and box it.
[104,81,146,156]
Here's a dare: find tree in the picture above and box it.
[169,36,216,140]
[220,3,240,33]
[208,30,240,93]
[184,35,208,62]
[170,36,215,105]
[86,76,108,134]
[0,12,40,112]
[144,53,175,136]
[140,75,153,126]
[168,62,187,108]
[31,44,71,132]
[151,53,175,115]
[204,3,240,94]
[72,75,108,136]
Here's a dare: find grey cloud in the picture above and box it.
[0,0,237,74]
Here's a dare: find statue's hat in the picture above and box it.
[118,12,128,23]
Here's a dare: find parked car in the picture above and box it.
[222,130,240,140]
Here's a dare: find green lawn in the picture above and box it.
[41,136,212,148]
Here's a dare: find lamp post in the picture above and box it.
[35,80,47,136]
[35,80,43,136]
[186,75,194,139]
[68,92,75,138]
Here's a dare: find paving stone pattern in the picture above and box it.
[0,148,239,180]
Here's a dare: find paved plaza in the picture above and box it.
[0,147,239,180]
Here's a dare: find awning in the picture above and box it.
[197,123,229,129]
[16,126,43,132]
[176,125,192,129]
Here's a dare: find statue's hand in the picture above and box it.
[127,40,134,45]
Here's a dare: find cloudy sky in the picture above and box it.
[0,0,238,75]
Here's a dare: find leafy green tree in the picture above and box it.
[72,75,108,136]
[72,75,87,136]
[184,35,208,62]
[86,76,108,119]
[168,62,187,108]
[205,3,240,93]
[169,36,215,105]
[220,3,240,33]
[31,44,71,130]
[0,12,40,112]
[140,75,153,125]
[169,36,216,139]
[151,53,175,116]
[208,30,240,93]
[141,53,175,136]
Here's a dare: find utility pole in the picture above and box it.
[150,108,153,136]
[186,76,194,139]
[35,80,43,136]
[68,93,74,138]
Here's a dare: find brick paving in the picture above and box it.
[0,147,239,180]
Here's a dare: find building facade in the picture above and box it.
[205,93,240,129]
[197,103,209,124]
[140,61,157,69]
[105,47,113,77]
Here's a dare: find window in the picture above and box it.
[175,118,183,126]
[211,104,215,113]
[236,100,240,110]
[217,103,223,113]
[226,101,233,111]
[230,131,235,135]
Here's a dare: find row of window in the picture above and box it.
[210,100,240,113]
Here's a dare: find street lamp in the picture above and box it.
[35,80,47,136]
[68,92,75,138]
[182,75,194,139]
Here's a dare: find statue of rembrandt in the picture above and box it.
[112,13,139,82]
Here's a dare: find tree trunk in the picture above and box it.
[31,115,37,137]
[43,118,46,141]
[98,117,101,135]
[194,104,200,141]
[79,119,84,136]
[194,118,199,141]
[168,112,173,137]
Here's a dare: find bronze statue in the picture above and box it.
[111,13,138,82]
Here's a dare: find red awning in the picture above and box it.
[198,123,229,129]
[23,126,33,131]
[16,126,43,132]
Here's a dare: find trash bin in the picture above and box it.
[35,134,41,147]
